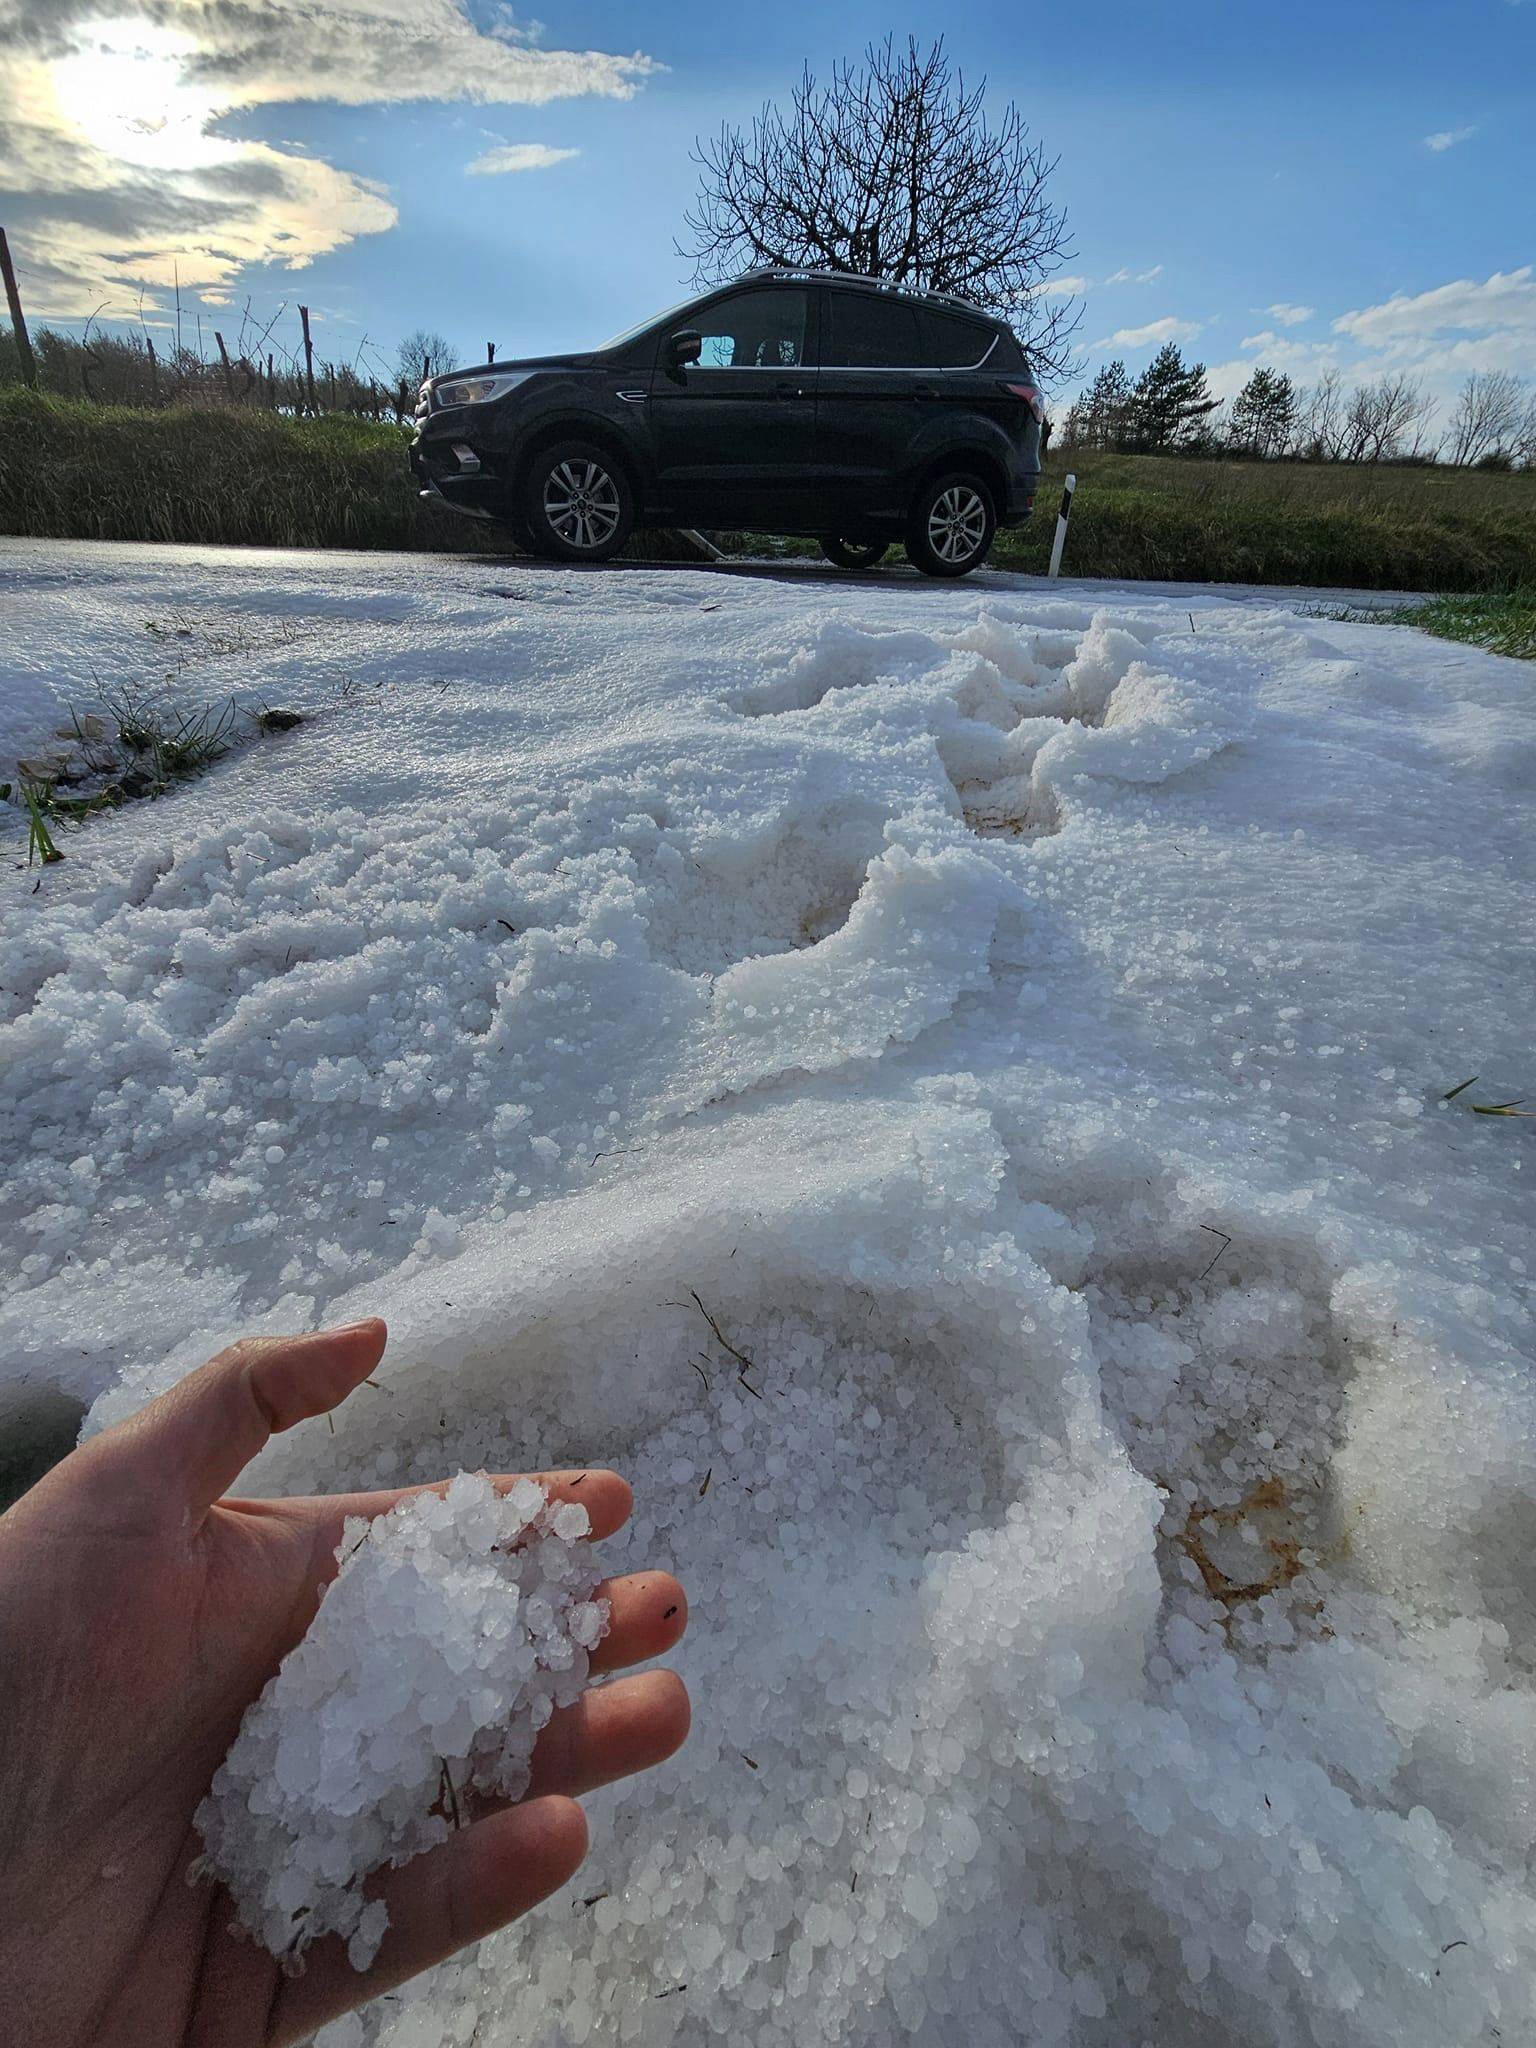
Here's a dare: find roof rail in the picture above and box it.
[733,265,993,320]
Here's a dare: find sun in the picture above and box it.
[49,18,228,173]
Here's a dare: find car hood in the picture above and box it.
[435,351,597,382]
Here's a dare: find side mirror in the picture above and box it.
[667,329,703,370]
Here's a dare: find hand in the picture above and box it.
[0,1319,689,2046]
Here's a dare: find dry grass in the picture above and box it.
[989,449,1536,591]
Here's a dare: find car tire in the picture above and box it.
[819,536,890,571]
[904,472,996,579]
[500,506,549,558]
[521,442,635,563]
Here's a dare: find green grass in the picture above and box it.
[3,388,1533,592]
[1382,587,1536,661]
[2,687,289,864]
[989,449,1536,592]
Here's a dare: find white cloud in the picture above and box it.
[1220,268,1536,416]
[1263,302,1314,327]
[1332,266,1536,347]
[0,2,656,315]
[1071,265,1535,421]
[1096,315,1203,350]
[1204,337,1341,403]
[1042,264,1161,299]
[466,142,579,175]
[1424,125,1476,152]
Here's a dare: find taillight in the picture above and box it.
[1002,381,1045,423]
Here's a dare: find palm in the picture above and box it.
[0,1323,689,2048]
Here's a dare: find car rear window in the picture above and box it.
[916,309,997,368]
[826,294,924,368]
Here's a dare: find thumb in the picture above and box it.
[95,1319,388,1517]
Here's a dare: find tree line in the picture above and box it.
[1063,347,1536,470]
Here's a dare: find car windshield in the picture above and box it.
[598,293,706,352]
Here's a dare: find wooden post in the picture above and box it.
[298,304,317,415]
[487,341,495,363]
[146,334,160,405]
[266,353,275,409]
[0,227,38,386]
[214,329,235,401]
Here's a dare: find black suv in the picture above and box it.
[410,269,1043,577]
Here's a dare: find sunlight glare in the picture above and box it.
[50,19,227,172]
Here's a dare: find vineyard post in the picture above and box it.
[0,226,38,386]
[298,304,317,414]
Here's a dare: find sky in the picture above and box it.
[2,0,1534,420]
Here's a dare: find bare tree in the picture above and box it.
[394,327,459,389]
[1405,392,1441,463]
[680,36,1081,380]
[1445,370,1528,466]
[1300,370,1347,461]
[1517,392,1536,471]
[1338,373,1430,463]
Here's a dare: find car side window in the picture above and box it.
[825,294,924,368]
[916,309,996,369]
[695,289,809,369]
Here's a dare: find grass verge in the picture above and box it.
[989,451,1536,592]
[1383,588,1536,661]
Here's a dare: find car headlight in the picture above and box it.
[433,371,536,408]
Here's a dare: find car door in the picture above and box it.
[646,286,818,522]
[813,291,927,521]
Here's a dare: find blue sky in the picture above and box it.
[4,0,1534,414]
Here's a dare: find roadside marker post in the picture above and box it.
[1047,472,1076,580]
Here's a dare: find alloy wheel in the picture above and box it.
[926,485,988,565]
[543,460,621,551]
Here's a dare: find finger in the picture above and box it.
[88,1320,389,1519]
[302,1467,634,1560]
[282,1472,633,1627]
[525,1667,691,1802]
[588,1570,688,1677]
[269,1796,588,2047]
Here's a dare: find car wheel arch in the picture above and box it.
[513,420,647,508]
[905,441,1009,521]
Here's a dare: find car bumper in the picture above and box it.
[999,468,1040,527]
[417,479,495,522]
[410,429,504,520]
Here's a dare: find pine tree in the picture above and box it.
[1227,367,1297,459]
[1073,359,1133,449]
[1126,344,1221,453]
